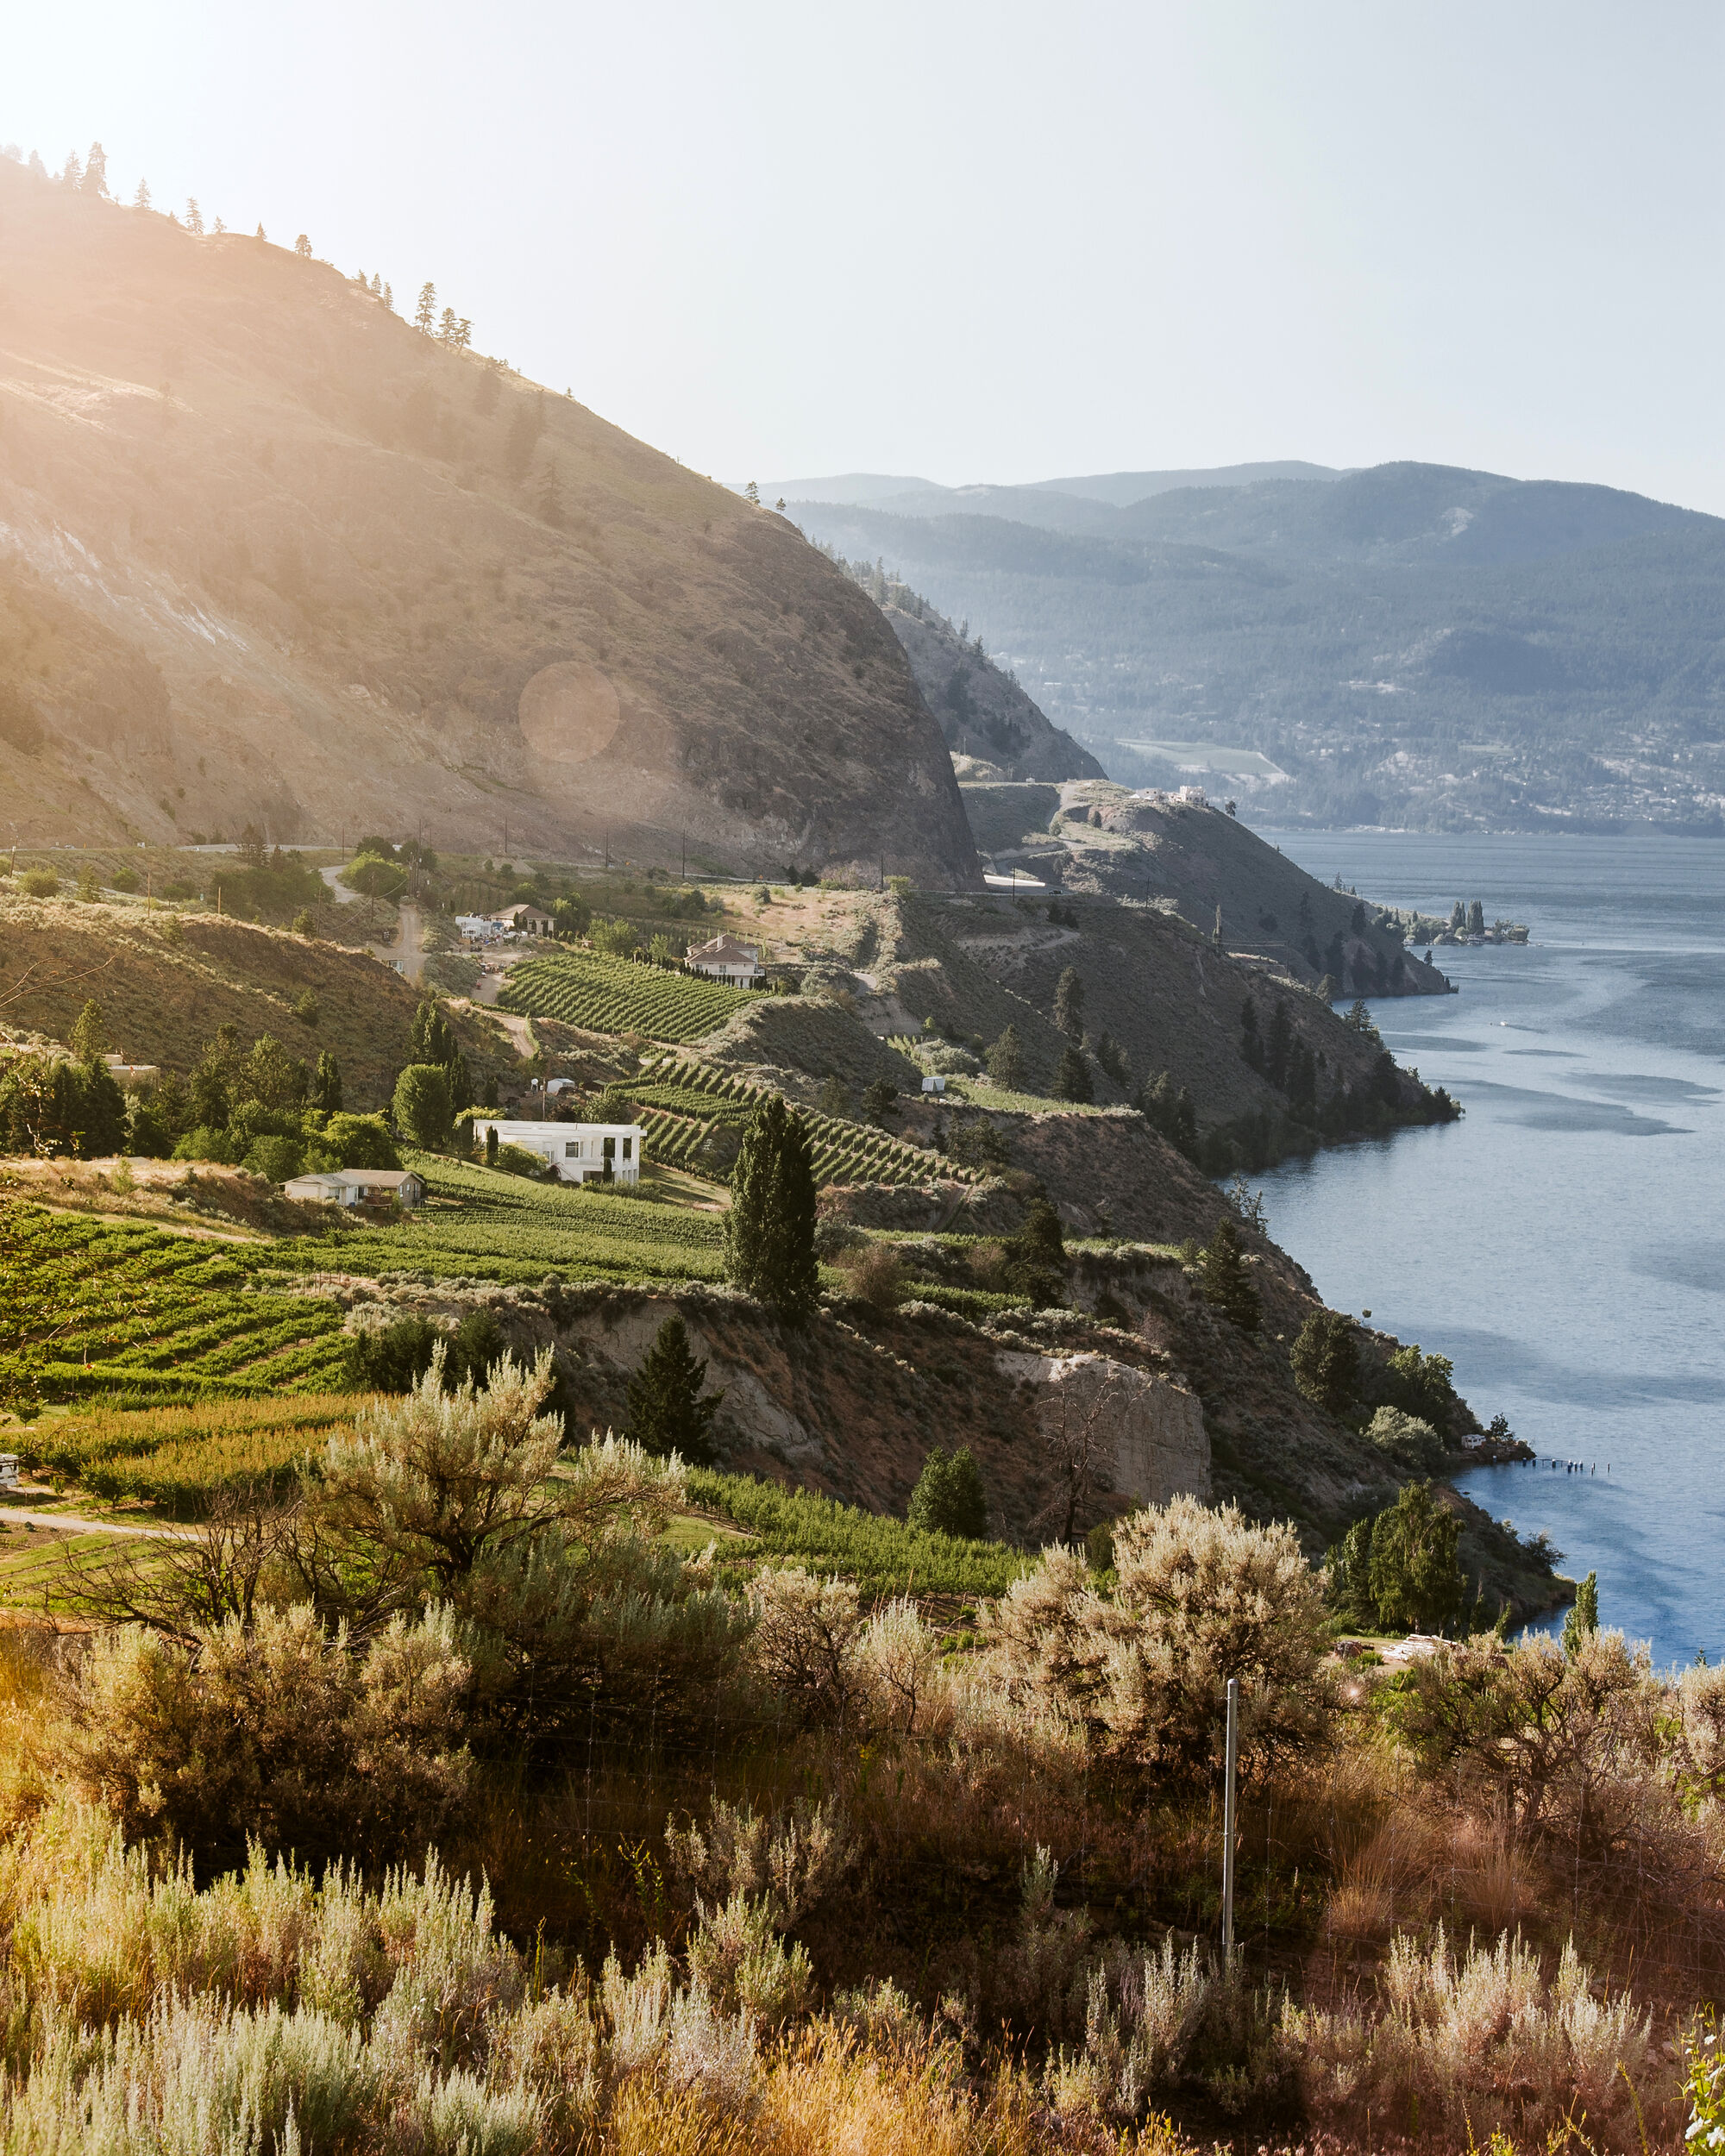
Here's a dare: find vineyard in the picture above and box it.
[0,1205,351,1410]
[499,950,756,1041]
[16,1395,355,1514]
[634,1059,975,1189]
[685,1468,1029,1601]
[270,1153,731,1287]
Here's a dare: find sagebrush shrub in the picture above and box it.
[988,1498,1331,1782]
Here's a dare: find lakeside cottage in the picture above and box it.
[283,1168,426,1209]
[470,1119,643,1185]
[686,933,763,985]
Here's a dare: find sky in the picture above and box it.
[9,0,1723,510]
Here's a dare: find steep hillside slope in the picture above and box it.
[787,466,1725,830]
[0,897,506,1105]
[692,880,1457,1171]
[823,554,1101,781]
[0,159,975,884]
[961,782,1446,995]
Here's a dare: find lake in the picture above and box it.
[1248,829,1725,1668]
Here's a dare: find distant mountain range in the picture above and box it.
[781,462,1725,830]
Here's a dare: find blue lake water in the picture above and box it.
[1246,830,1725,1668]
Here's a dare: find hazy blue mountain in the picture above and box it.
[786,462,1725,831]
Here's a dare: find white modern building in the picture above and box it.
[470,1119,643,1185]
[686,934,763,985]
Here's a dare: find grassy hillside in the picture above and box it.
[0,155,975,884]
[787,467,1725,830]
[0,896,505,1106]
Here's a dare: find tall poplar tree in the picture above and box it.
[725,1095,819,1325]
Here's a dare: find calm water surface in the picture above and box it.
[1248,830,1725,1667]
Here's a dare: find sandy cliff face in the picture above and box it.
[0,162,976,884]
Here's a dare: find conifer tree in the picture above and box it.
[725,1095,819,1325]
[1200,1213,1259,1332]
[370,272,382,297]
[1264,1000,1293,1091]
[70,999,107,1064]
[416,281,436,332]
[1467,899,1485,936]
[135,179,151,210]
[82,142,108,195]
[212,216,225,234]
[985,1025,1026,1092]
[312,1050,342,1113]
[625,1314,724,1463]
[1054,1044,1093,1103]
[744,480,761,505]
[1240,993,1263,1071]
[295,234,311,258]
[536,458,562,527]
[383,282,393,311]
[485,1124,499,1167]
[455,317,472,350]
[438,305,459,342]
[185,198,204,235]
[255,222,266,240]
[1054,964,1084,1039]
[61,150,82,190]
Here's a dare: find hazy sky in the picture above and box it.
[10,1,1723,509]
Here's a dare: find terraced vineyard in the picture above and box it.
[0,1205,350,1409]
[686,1468,1028,1600]
[636,1060,975,1190]
[499,950,756,1041]
[16,1395,355,1514]
[271,1152,730,1287]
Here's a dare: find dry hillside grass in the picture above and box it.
[0,897,506,1104]
[0,159,975,883]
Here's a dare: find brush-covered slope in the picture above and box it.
[821,555,1101,781]
[0,159,976,885]
[963,782,1446,995]
[0,898,505,1106]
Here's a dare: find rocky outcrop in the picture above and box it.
[994,1348,1210,1509]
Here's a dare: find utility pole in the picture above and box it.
[1221,1677,1239,1965]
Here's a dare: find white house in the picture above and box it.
[470,1119,643,1185]
[283,1168,427,1209]
[686,934,763,985]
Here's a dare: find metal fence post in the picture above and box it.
[1221,1675,1239,1964]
